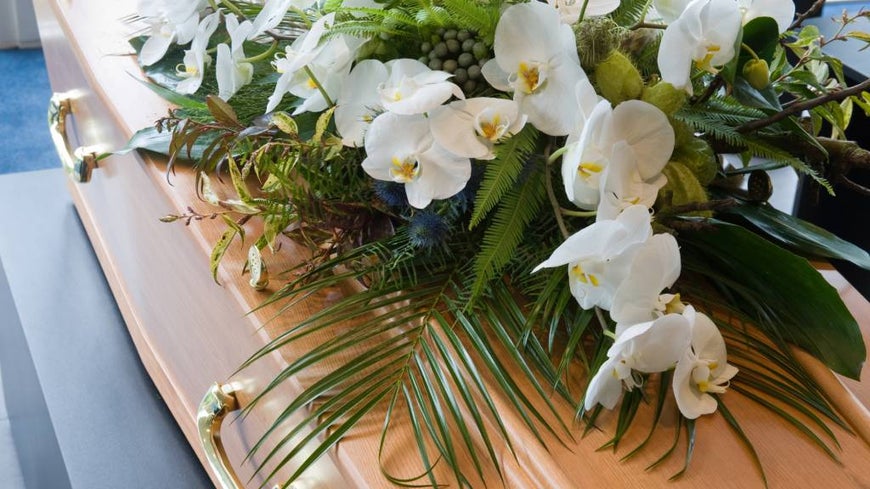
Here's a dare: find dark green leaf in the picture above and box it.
[679,219,866,379]
[722,202,870,270]
[131,76,207,110]
[117,126,217,159]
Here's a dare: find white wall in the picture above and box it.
[0,0,40,49]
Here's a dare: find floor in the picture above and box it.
[0,47,54,489]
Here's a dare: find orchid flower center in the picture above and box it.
[694,44,721,73]
[474,109,510,141]
[177,63,198,78]
[512,61,547,94]
[692,359,729,394]
[390,156,420,183]
[577,161,603,179]
[571,263,600,286]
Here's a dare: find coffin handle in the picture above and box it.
[48,92,100,183]
[197,382,244,489]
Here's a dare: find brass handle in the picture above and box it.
[197,383,244,489]
[48,92,100,183]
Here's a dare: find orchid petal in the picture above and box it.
[584,357,625,410]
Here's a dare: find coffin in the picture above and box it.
[33,0,870,487]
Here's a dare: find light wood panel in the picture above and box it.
[33,0,870,487]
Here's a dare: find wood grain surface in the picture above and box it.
[33,0,870,487]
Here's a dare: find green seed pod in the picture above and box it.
[467,64,482,80]
[457,29,471,41]
[595,50,643,104]
[742,58,770,90]
[454,67,469,84]
[428,59,443,71]
[442,59,458,73]
[458,52,474,67]
[443,29,457,40]
[463,79,477,94]
[446,39,461,54]
[462,38,475,53]
[641,81,687,116]
[433,42,449,58]
[472,42,488,60]
[420,42,432,54]
[672,137,718,185]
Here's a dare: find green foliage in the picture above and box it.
[679,220,866,379]
[609,0,651,27]
[470,163,547,302]
[469,126,540,228]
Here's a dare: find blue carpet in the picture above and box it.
[0,49,56,175]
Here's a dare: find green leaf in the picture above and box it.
[679,220,866,379]
[722,202,870,270]
[210,227,237,284]
[470,126,539,229]
[742,17,779,63]
[470,163,547,301]
[116,126,217,159]
[131,75,207,110]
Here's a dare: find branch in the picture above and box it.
[737,78,870,133]
[789,0,825,31]
[818,137,870,197]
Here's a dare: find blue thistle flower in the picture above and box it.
[373,181,408,208]
[408,211,449,250]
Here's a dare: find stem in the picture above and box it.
[304,66,335,107]
[741,43,760,60]
[595,307,611,334]
[788,0,825,31]
[241,39,278,63]
[632,22,668,30]
[578,0,591,24]
[560,208,597,217]
[543,144,570,239]
[737,77,870,133]
[219,0,247,20]
[547,145,569,165]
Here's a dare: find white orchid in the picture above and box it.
[285,35,362,115]
[533,205,652,310]
[548,0,622,25]
[267,13,336,112]
[335,60,389,147]
[429,98,527,160]
[657,0,742,95]
[378,59,465,116]
[481,2,587,136]
[610,233,682,335]
[138,0,207,66]
[175,12,220,95]
[652,0,692,23]
[216,14,255,101]
[596,141,669,220]
[673,308,738,419]
[249,0,316,40]
[738,0,795,33]
[561,99,613,209]
[361,113,471,209]
[562,99,674,211]
[584,311,693,410]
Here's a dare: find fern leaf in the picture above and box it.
[439,0,500,42]
[610,0,652,27]
[469,126,539,229]
[470,163,547,301]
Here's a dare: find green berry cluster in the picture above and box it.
[418,28,491,95]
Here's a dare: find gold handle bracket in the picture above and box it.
[48,92,101,183]
[197,382,244,489]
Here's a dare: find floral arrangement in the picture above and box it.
[129,0,870,486]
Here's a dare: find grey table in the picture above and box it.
[0,169,212,489]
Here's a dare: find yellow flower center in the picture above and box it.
[518,62,543,94]
[694,44,721,73]
[306,77,318,89]
[390,156,419,183]
[697,380,710,393]
[571,264,600,286]
[577,162,603,178]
